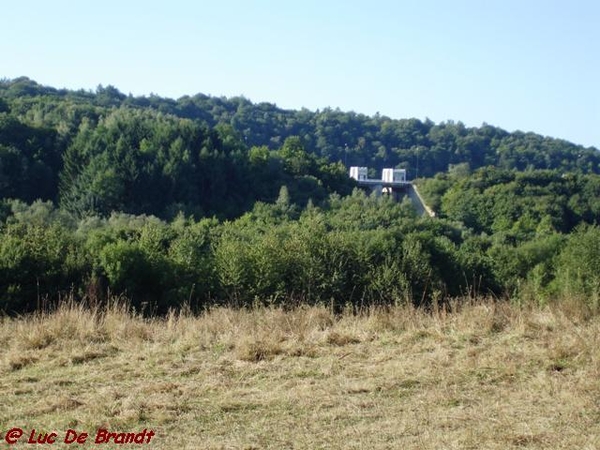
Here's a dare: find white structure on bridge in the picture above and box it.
[349,166,434,217]
[349,166,368,181]
[349,167,407,184]
[348,166,434,217]
[382,168,407,183]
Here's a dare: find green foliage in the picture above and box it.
[440,168,600,238]
[2,77,598,221]
[0,113,62,202]
[0,192,504,313]
[0,220,88,312]
[0,97,9,113]
[552,226,600,308]
[1,78,600,313]
[488,233,565,299]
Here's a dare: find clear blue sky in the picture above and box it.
[2,0,598,148]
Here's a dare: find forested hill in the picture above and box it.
[3,77,600,314]
[1,76,599,219]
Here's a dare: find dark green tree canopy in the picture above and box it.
[1,78,600,314]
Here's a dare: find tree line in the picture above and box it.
[1,77,600,314]
[2,185,600,314]
[2,77,598,210]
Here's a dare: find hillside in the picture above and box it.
[2,78,599,212]
[2,77,600,314]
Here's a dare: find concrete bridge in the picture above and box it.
[349,167,435,217]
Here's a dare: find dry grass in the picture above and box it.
[1,299,600,449]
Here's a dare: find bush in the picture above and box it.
[552,225,600,308]
[0,222,89,312]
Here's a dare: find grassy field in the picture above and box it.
[1,299,600,449]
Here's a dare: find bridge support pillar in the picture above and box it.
[370,184,383,197]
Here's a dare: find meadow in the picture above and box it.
[1,299,599,449]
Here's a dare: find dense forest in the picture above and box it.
[1,77,600,314]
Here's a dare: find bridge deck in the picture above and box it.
[356,180,411,188]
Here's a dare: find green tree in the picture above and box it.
[552,225,600,308]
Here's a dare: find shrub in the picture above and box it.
[552,225,600,308]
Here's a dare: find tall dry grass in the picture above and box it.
[1,297,600,448]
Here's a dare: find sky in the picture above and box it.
[2,0,599,148]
